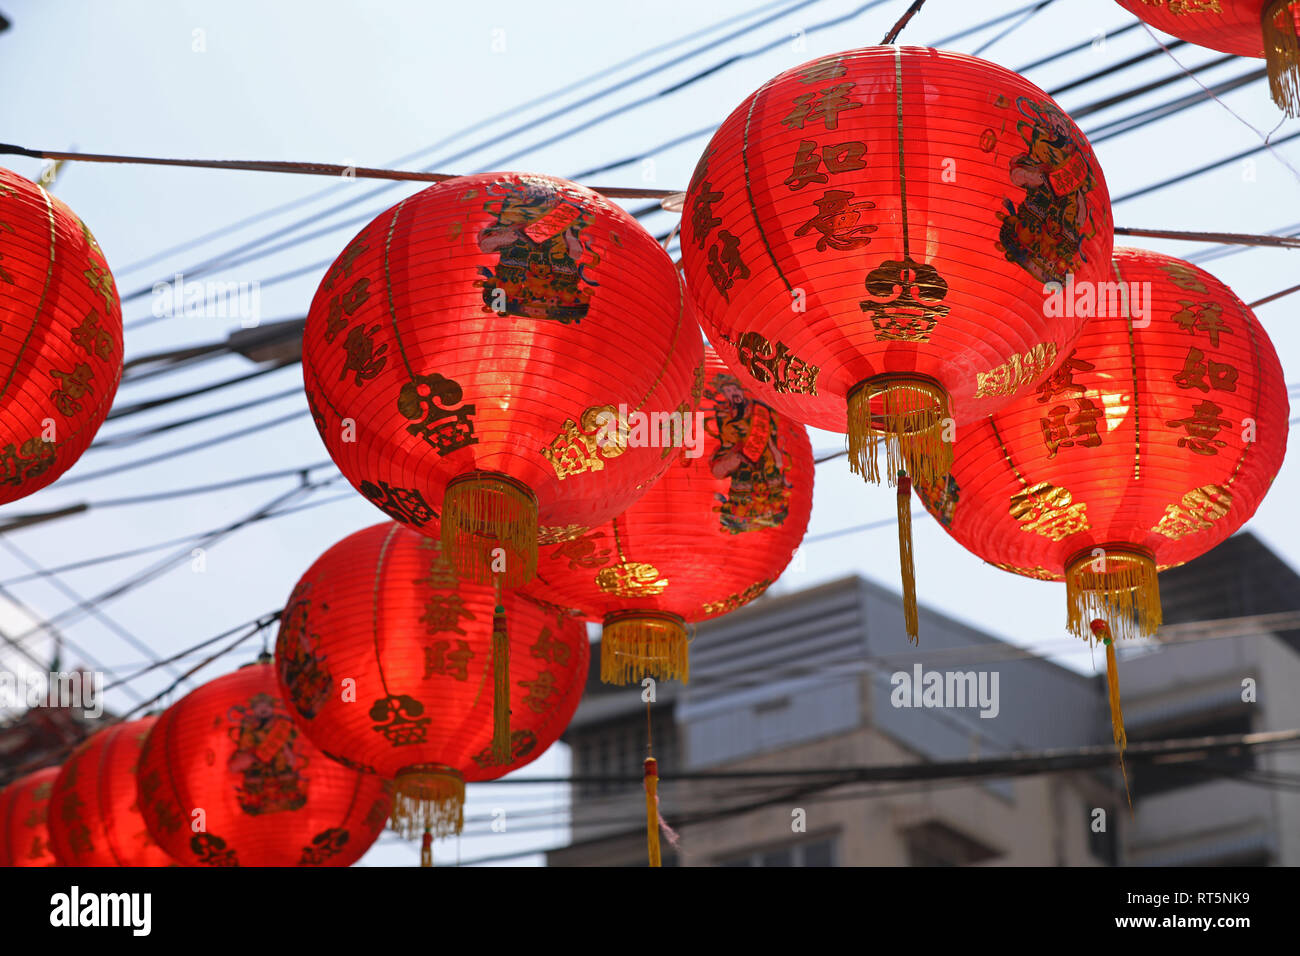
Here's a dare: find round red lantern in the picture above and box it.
[275,521,589,838]
[302,172,703,587]
[522,347,814,683]
[681,46,1112,483]
[136,659,392,867]
[48,716,175,866]
[0,167,123,505]
[0,765,59,866]
[916,247,1288,758]
[679,47,1112,640]
[1113,1,1300,115]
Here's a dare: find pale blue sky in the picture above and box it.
[1,0,1297,865]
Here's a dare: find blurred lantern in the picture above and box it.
[679,47,1112,641]
[302,171,702,588]
[522,348,814,684]
[48,716,175,867]
[0,765,59,866]
[0,167,123,505]
[136,659,392,867]
[1114,1,1300,115]
[275,521,588,841]
[916,248,1288,778]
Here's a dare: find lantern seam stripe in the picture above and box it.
[630,278,688,414]
[741,85,795,294]
[894,46,911,258]
[383,198,418,381]
[1115,257,1141,482]
[96,728,128,867]
[0,183,56,403]
[372,522,403,696]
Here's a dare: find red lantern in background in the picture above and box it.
[522,347,814,684]
[0,167,123,505]
[917,247,1288,768]
[680,47,1112,640]
[275,521,588,839]
[1114,1,1300,115]
[302,172,703,587]
[48,717,175,867]
[0,765,59,866]
[136,660,392,867]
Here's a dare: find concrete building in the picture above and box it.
[547,533,1300,867]
[1118,533,1300,866]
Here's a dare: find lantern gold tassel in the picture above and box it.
[644,757,661,868]
[1064,546,1161,643]
[390,765,465,840]
[1092,620,1132,810]
[1263,0,1300,118]
[846,375,952,490]
[420,826,433,868]
[897,471,919,644]
[601,611,689,684]
[491,597,512,766]
[441,471,538,587]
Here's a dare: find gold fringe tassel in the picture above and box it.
[897,472,919,644]
[491,599,512,766]
[644,757,661,868]
[601,612,689,685]
[1065,547,1162,643]
[846,376,952,489]
[1092,620,1132,810]
[1263,0,1300,117]
[420,827,433,867]
[441,471,538,587]
[390,766,465,840]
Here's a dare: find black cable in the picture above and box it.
[1114,129,1300,204]
[0,536,186,683]
[111,0,807,279]
[0,483,351,587]
[53,408,308,487]
[971,0,1056,57]
[109,360,295,419]
[117,0,838,324]
[7,481,318,644]
[92,385,303,450]
[117,0,1071,330]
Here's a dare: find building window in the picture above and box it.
[901,821,1000,866]
[716,836,838,867]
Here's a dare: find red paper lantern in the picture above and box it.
[0,765,59,866]
[681,47,1112,480]
[0,167,123,505]
[136,660,392,867]
[522,347,814,683]
[302,171,703,587]
[917,247,1288,759]
[275,521,589,838]
[48,717,175,866]
[1114,1,1300,115]
[679,47,1112,640]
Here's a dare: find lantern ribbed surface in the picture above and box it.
[1114,0,1280,56]
[48,716,175,867]
[680,46,1113,488]
[1114,1,1300,114]
[521,348,814,683]
[136,661,392,867]
[0,765,60,866]
[916,247,1289,642]
[302,171,703,586]
[274,520,589,836]
[0,167,123,505]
